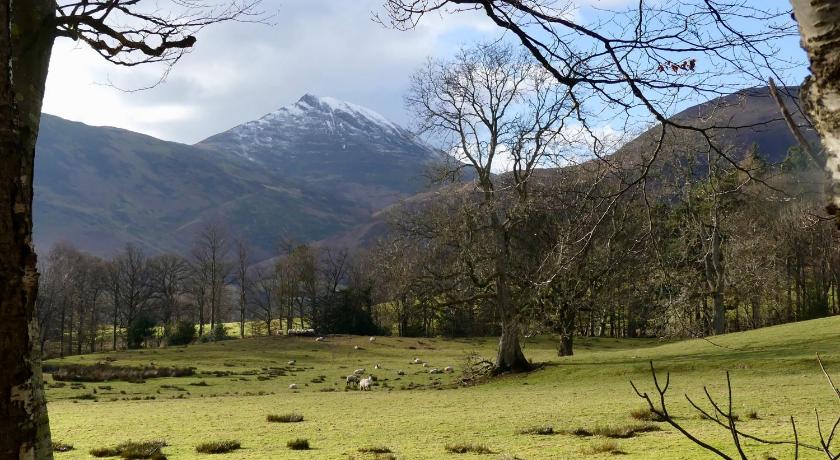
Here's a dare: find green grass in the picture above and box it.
[45,316,840,458]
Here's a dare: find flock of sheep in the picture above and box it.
[286,336,454,391]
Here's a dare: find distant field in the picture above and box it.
[45,316,840,459]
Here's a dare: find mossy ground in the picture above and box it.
[46,316,840,459]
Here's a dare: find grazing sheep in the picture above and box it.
[397,370,406,376]
[359,376,373,391]
[412,358,422,364]
[444,366,454,373]
[369,336,376,342]
[287,360,296,366]
[346,374,360,385]
[422,363,429,368]
[315,336,325,342]
[354,345,361,350]
[374,363,382,370]
[288,383,298,390]
[354,368,366,375]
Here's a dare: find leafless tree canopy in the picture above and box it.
[383,0,803,172]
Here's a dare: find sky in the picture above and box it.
[42,0,808,146]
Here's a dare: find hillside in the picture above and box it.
[43,316,840,458]
[33,95,442,261]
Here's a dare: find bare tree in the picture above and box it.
[148,253,190,336]
[406,43,579,371]
[235,239,250,338]
[191,223,232,333]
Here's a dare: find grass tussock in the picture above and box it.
[562,423,660,439]
[444,442,493,454]
[516,425,555,435]
[747,410,760,420]
[52,441,74,453]
[286,438,310,450]
[629,407,665,422]
[358,446,392,453]
[267,413,304,423]
[89,440,167,459]
[48,363,193,383]
[582,440,626,455]
[195,440,241,454]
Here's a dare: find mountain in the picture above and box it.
[33,95,442,261]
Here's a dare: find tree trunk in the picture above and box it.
[791,0,840,213]
[557,305,576,356]
[496,316,529,372]
[0,1,56,458]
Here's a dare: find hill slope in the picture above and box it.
[34,95,442,260]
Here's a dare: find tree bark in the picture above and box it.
[0,1,56,458]
[790,1,840,213]
[496,315,529,372]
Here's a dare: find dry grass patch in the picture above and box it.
[516,425,555,435]
[444,442,493,454]
[89,440,167,459]
[562,423,660,439]
[582,440,626,455]
[52,441,74,453]
[358,446,393,453]
[629,407,665,422]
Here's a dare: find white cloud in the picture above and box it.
[43,0,496,144]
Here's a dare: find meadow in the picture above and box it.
[44,316,840,459]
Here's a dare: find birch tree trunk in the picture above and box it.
[790,1,840,211]
[0,1,56,458]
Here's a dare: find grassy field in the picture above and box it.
[45,316,840,459]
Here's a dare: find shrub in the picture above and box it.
[195,440,241,454]
[444,443,492,454]
[166,321,196,346]
[53,441,74,452]
[358,446,392,453]
[126,316,157,349]
[582,440,625,455]
[286,438,310,450]
[267,413,303,423]
[747,410,759,420]
[517,425,554,435]
[211,324,230,341]
[90,447,121,457]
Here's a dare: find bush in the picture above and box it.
[211,323,230,341]
[126,316,157,349]
[195,440,241,454]
[166,320,196,346]
[444,443,492,454]
[267,413,303,423]
[286,438,310,450]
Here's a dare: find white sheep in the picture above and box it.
[315,336,325,342]
[429,368,441,374]
[374,363,382,370]
[397,370,406,376]
[354,345,361,350]
[354,368,366,375]
[412,358,422,364]
[346,374,360,385]
[422,362,429,368]
[444,366,454,373]
[359,376,373,391]
[288,383,298,390]
[369,336,376,342]
[287,360,296,366]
